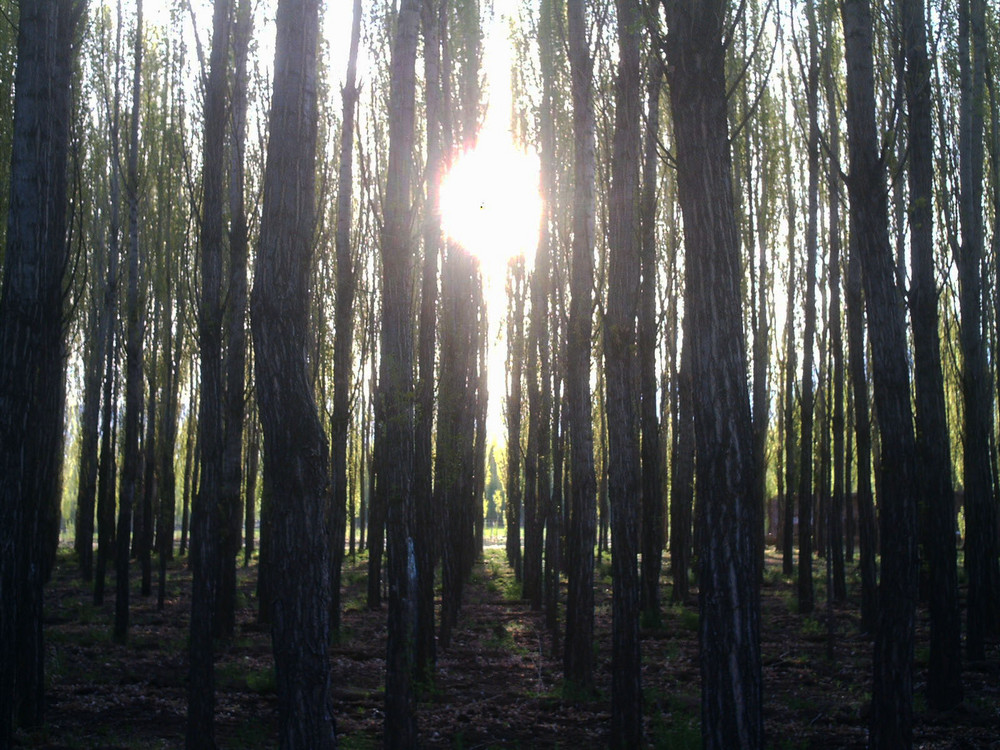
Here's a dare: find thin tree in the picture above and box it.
[900,0,962,706]
[841,0,920,745]
[605,0,643,743]
[250,0,337,737]
[379,0,421,744]
[662,1,764,746]
[0,0,81,738]
[564,0,599,695]
[115,0,145,645]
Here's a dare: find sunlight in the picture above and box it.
[439,138,541,276]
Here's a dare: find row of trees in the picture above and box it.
[0,0,998,747]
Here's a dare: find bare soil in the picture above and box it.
[15,544,1000,748]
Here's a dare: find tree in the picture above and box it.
[188,0,230,740]
[605,0,643,743]
[250,0,337,738]
[841,0,920,745]
[564,0,599,695]
[0,0,81,738]
[379,0,421,744]
[662,1,764,746]
[900,0,962,706]
[958,0,999,664]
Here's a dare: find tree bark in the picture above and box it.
[250,0,337,739]
[841,1,920,746]
[564,0,599,695]
[0,0,79,738]
[900,0,962,706]
[605,0,643,743]
[663,2,764,747]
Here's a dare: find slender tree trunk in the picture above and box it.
[413,0,439,682]
[606,0,643,743]
[781,104,798,578]
[639,54,663,625]
[244,413,260,566]
[216,0,253,641]
[664,2,764,746]
[0,0,79,737]
[188,0,229,741]
[506,259,525,581]
[139,310,158,597]
[251,0,336,739]
[841,1,920,746]
[798,2,821,614]
[901,0,962,706]
[670,333,694,605]
[564,0,599,694]
[115,0,144,645]
[379,0,421,743]
[958,0,999,663]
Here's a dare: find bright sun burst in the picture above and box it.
[439,138,541,275]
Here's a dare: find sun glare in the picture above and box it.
[439,139,541,275]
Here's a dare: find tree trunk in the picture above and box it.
[0,0,79,738]
[188,0,230,741]
[781,92,798,578]
[664,2,764,746]
[506,258,525,581]
[958,0,999,663]
[900,0,962,706]
[379,0,421,744]
[798,1,821,615]
[564,0,599,695]
[606,0,643,743]
[115,0,144,645]
[251,0,337,740]
[841,1,920,746]
[670,332,694,605]
[413,0,439,683]
[216,0,253,641]
[639,54,663,625]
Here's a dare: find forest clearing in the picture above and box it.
[19,545,1000,749]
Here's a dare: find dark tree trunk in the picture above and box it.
[158,251,183,610]
[179,383,196,557]
[216,0,252,641]
[901,0,962,706]
[139,314,158,597]
[244,414,260,566]
[798,2,821,615]
[605,0,643,744]
[379,0,421,743]
[663,2,764,747]
[670,333,694,606]
[841,1,920,746]
[505,258,525,581]
[846,218,877,633]
[413,0,439,683]
[0,0,78,738]
[958,0,999,663]
[250,0,337,740]
[188,0,230,741]
[639,54,663,625]
[115,0,144,645]
[564,0,599,694]
[781,109,798,578]
[75,239,108,581]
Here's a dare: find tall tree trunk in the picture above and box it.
[669,331,694,605]
[0,0,79,738]
[639,54,663,624]
[139,309,158,597]
[413,0,439,683]
[564,0,599,694]
[115,0,144,645]
[251,0,336,739]
[841,1,920,746]
[781,96,798,578]
[75,234,108,581]
[505,258,525,581]
[379,0,421,744]
[958,0,999,663]
[663,2,764,747]
[606,0,643,744]
[901,0,962,706]
[216,0,253,641]
[798,1,821,615]
[188,0,229,741]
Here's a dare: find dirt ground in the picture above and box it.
[15,544,1000,748]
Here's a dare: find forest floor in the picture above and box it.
[15,542,1000,749]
